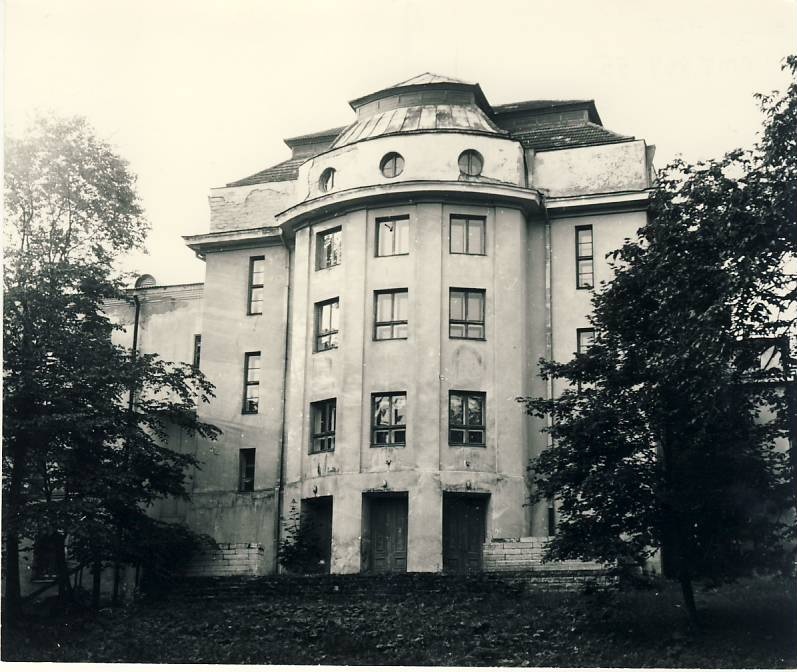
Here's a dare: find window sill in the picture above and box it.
[449,443,487,448]
[241,411,259,416]
[449,252,488,257]
[370,444,406,448]
[373,337,409,342]
[316,263,341,272]
[448,336,487,342]
[375,253,410,258]
[314,346,339,354]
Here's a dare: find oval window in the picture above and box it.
[380,152,405,178]
[319,167,335,193]
[458,150,483,177]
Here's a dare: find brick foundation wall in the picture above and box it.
[483,537,605,573]
[184,542,265,577]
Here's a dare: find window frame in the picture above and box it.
[319,167,335,193]
[575,225,594,290]
[315,298,340,352]
[448,390,486,447]
[242,351,261,414]
[316,227,342,270]
[380,152,405,178]
[458,149,484,177]
[576,328,595,354]
[375,215,410,257]
[247,255,266,315]
[192,334,202,369]
[238,448,256,492]
[371,392,407,447]
[373,289,409,341]
[449,215,486,255]
[310,398,337,454]
[448,288,486,340]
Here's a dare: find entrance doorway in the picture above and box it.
[301,496,333,574]
[442,493,488,573]
[363,493,408,573]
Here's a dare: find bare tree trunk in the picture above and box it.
[92,561,102,610]
[679,570,699,629]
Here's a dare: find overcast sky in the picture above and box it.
[6,0,795,285]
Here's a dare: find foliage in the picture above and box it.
[277,500,326,574]
[3,576,795,666]
[518,57,797,620]
[3,114,219,614]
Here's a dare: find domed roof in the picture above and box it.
[332,72,506,149]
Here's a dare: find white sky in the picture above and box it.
[5,0,795,285]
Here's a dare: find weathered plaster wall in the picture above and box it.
[282,200,536,573]
[533,140,650,197]
[190,244,289,570]
[295,132,526,201]
[209,180,296,232]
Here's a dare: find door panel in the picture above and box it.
[443,495,487,573]
[368,496,408,573]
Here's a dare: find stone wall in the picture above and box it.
[483,537,605,573]
[184,543,265,577]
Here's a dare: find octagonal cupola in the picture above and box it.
[331,73,507,149]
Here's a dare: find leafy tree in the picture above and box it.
[3,115,219,617]
[278,500,327,574]
[519,57,796,625]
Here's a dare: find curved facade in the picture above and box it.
[117,73,655,576]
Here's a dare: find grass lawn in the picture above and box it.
[3,574,795,667]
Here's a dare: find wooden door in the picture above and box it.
[369,496,408,573]
[443,495,487,573]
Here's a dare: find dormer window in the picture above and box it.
[380,152,405,178]
[458,150,483,177]
[319,167,335,193]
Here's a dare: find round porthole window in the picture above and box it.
[380,152,405,178]
[458,149,483,177]
[319,167,335,193]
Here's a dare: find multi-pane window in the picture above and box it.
[449,391,486,446]
[239,448,255,492]
[310,399,336,454]
[380,152,405,178]
[376,215,409,256]
[315,298,340,351]
[248,256,265,314]
[372,392,406,446]
[192,334,202,369]
[577,328,595,354]
[374,289,408,340]
[450,215,486,255]
[317,227,341,270]
[576,226,594,289]
[449,289,485,339]
[242,352,261,414]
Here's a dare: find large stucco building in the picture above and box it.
[108,73,656,576]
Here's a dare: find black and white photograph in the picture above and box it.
[2,0,796,667]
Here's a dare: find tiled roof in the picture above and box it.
[493,99,593,114]
[226,157,306,187]
[513,122,632,150]
[333,103,505,149]
[284,126,347,148]
[391,72,474,87]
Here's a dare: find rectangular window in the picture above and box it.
[310,399,336,454]
[577,328,595,354]
[239,448,255,492]
[192,334,202,369]
[315,298,340,351]
[317,227,342,270]
[376,215,410,256]
[31,535,61,581]
[242,352,261,414]
[576,226,594,289]
[248,256,265,314]
[371,392,406,446]
[374,289,408,340]
[449,391,486,446]
[450,215,486,255]
[449,288,485,339]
